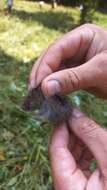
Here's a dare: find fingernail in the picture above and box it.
[72,109,85,118]
[46,80,61,96]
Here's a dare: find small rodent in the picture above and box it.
[22,86,73,123]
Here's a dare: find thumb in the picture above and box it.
[41,53,106,97]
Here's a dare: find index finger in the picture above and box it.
[49,123,87,190]
[29,24,94,90]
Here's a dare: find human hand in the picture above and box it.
[49,108,107,190]
[29,24,107,98]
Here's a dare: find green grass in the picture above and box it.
[0,0,107,189]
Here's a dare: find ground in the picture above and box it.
[0,0,107,189]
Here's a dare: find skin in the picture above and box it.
[49,109,107,190]
[29,24,107,189]
[29,24,107,98]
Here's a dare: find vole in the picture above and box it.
[22,86,73,124]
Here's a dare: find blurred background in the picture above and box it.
[0,0,107,189]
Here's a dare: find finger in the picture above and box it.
[28,48,50,90]
[29,25,94,89]
[86,170,103,190]
[72,139,86,162]
[79,148,93,171]
[68,131,76,151]
[49,123,77,179]
[79,148,93,178]
[71,139,93,178]
[68,131,92,172]
[49,123,87,190]
[71,140,93,178]
[41,53,107,96]
[69,108,107,183]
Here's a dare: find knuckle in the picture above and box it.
[100,53,107,65]
[98,52,107,61]
[58,42,65,54]
[101,168,107,183]
[49,141,59,157]
[82,23,92,28]
[95,54,107,79]
[82,23,95,29]
[67,69,80,90]
[50,41,65,57]
[49,144,64,160]
[80,24,93,33]
[79,119,98,138]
